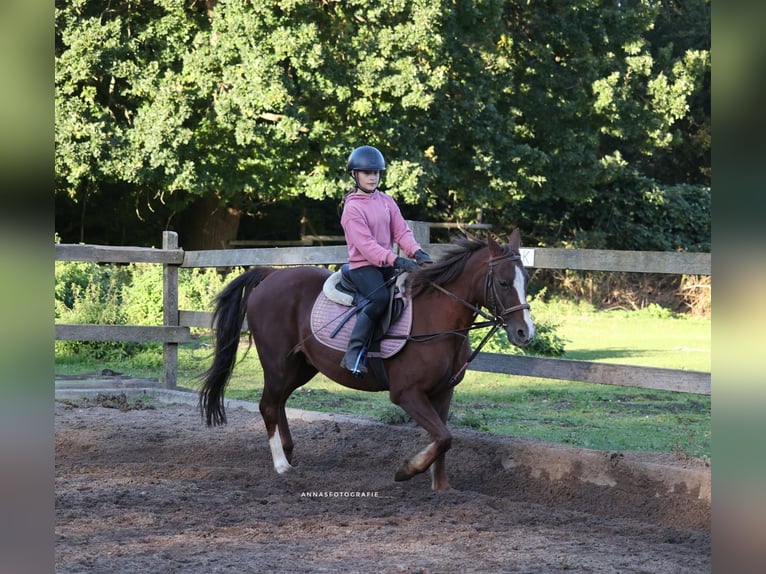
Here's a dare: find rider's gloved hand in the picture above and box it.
[414,250,433,265]
[394,256,418,273]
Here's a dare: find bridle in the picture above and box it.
[430,249,530,327]
[427,249,531,387]
[485,251,531,320]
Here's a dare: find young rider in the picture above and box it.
[339,145,433,376]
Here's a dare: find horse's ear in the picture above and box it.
[487,232,503,256]
[508,228,521,252]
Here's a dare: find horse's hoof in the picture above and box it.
[274,461,294,475]
[394,467,413,482]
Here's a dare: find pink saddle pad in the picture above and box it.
[310,293,412,358]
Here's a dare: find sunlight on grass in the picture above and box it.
[558,311,710,371]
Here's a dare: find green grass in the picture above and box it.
[55,301,711,460]
[558,306,710,371]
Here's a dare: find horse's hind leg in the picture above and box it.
[259,386,291,474]
[259,356,317,475]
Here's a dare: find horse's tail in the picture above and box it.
[199,267,276,427]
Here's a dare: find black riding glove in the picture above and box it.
[414,249,433,265]
[394,256,418,273]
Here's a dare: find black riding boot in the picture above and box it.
[340,311,376,377]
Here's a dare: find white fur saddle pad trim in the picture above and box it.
[322,271,355,306]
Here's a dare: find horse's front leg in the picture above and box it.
[391,387,453,490]
[428,385,455,491]
[277,405,294,463]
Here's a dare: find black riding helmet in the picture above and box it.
[347,145,386,173]
[347,146,386,193]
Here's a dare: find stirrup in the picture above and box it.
[341,349,367,377]
[351,352,367,377]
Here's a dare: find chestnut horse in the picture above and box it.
[199,229,535,491]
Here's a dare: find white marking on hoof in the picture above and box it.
[269,432,293,474]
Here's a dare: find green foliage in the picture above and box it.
[178,267,240,311]
[620,303,677,320]
[54,261,232,361]
[55,263,134,360]
[55,260,118,310]
[567,180,711,251]
[55,0,711,252]
[121,264,164,326]
[468,289,567,357]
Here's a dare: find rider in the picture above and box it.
[339,145,433,376]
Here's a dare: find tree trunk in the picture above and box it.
[177,194,240,251]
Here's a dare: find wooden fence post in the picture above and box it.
[163,231,180,389]
[407,220,431,249]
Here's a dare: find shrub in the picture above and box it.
[468,289,567,357]
[121,264,164,326]
[55,262,241,362]
[55,264,137,360]
[55,261,130,312]
[179,267,241,311]
[571,181,711,252]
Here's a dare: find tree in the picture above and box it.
[56,0,451,248]
[55,0,211,244]
[55,0,710,251]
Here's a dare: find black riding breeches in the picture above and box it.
[347,265,396,320]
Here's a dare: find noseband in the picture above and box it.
[485,252,531,321]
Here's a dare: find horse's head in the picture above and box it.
[485,230,536,347]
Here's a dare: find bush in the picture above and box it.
[468,289,567,357]
[121,264,164,326]
[55,263,136,360]
[54,261,130,312]
[179,267,239,311]
[55,262,235,362]
[570,181,711,253]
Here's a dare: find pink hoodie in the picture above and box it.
[341,189,422,269]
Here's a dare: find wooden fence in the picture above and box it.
[55,223,711,395]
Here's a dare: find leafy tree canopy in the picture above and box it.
[55,0,710,251]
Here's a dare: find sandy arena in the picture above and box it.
[55,388,710,573]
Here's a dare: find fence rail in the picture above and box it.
[54,225,711,395]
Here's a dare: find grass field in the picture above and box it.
[55,302,711,459]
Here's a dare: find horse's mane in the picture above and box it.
[408,235,487,298]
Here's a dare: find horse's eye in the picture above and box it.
[498,280,509,288]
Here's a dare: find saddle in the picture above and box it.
[311,265,412,359]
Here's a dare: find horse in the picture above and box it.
[199,229,535,491]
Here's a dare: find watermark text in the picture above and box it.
[300,491,379,499]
